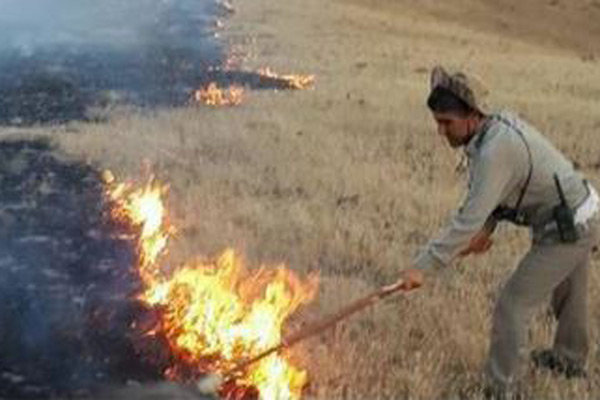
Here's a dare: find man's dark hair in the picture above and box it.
[427,86,476,117]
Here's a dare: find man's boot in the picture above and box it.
[530,348,587,379]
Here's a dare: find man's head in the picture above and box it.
[426,66,488,148]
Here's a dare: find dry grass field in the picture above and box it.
[3,0,600,398]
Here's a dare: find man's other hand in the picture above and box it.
[459,228,493,256]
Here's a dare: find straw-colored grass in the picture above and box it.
[4,0,600,398]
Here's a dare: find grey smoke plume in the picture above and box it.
[0,0,219,52]
[0,0,223,124]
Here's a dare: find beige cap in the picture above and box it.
[430,66,489,113]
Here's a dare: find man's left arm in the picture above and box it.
[458,214,497,256]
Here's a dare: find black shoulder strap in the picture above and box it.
[496,116,533,214]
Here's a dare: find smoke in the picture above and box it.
[0,0,223,124]
[0,0,219,51]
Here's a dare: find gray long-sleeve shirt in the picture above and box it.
[413,111,589,270]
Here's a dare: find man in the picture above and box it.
[399,66,600,394]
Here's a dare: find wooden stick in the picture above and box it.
[222,280,406,379]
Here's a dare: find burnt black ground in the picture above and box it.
[0,138,178,399]
[0,0,304,127]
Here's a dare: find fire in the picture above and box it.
[104,170,170,282]
[257,68,315,90]
[104,171,318,399]
[194,82,245,106]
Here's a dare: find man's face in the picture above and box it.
[432,112,475,148]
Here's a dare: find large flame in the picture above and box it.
[104,171,318,399]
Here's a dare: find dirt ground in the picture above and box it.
[2,0,600,398]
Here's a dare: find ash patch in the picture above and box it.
[199,69,314,91]
[0,138,167,399]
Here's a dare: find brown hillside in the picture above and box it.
[347,0,600,57]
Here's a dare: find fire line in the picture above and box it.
[103,171,318,400]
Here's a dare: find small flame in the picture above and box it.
[105,173,171,282]
[258,67,315,90]
[194,82,244,106]
[104,171,318,400]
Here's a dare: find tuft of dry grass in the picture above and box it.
[3,0,600,398]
